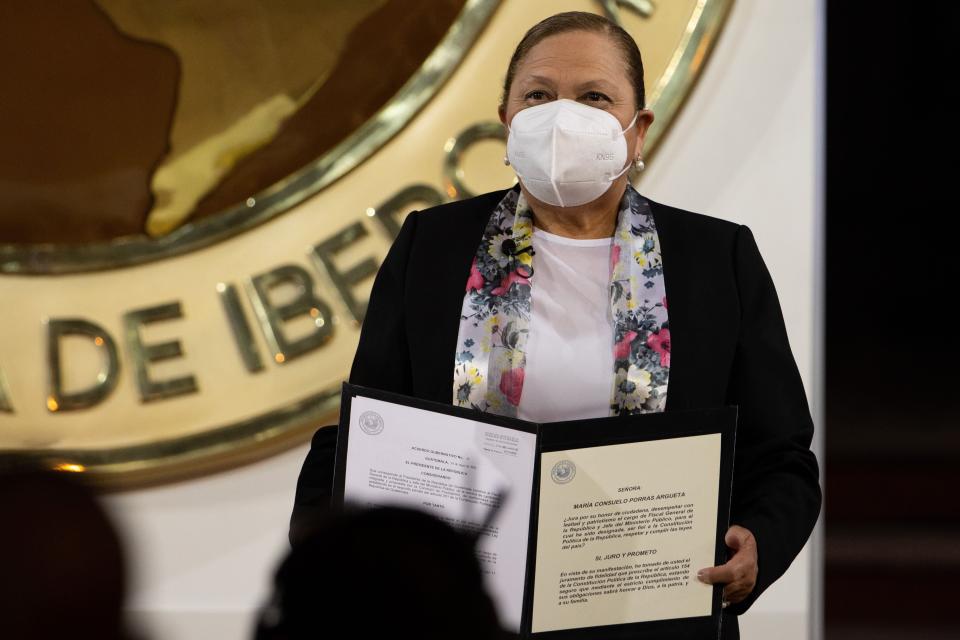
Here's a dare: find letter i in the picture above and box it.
[217,282,265,373]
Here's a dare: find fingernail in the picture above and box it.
[696,571,706,582]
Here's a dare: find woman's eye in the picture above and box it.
[583,91,611,103]
[524,90,549,101]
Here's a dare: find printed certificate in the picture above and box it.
[333,384,735,638]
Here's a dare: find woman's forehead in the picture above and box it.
[513,31,628,86]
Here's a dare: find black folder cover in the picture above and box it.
[333,383,736,639]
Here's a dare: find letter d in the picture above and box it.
[46,318,120,412]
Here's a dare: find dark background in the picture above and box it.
[826,2,959,638]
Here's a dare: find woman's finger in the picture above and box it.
[697,563,734,585]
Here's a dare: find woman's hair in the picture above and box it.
[500,11,646,111]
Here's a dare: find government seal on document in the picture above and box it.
[550,460,576,484]
[358,410,384,435]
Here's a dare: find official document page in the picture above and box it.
[341,394,537,630]
[334,385,735,638]
[532,435,721,632]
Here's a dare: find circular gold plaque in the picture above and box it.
[0,0,733,487]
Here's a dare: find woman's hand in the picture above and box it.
[696,525,758,606]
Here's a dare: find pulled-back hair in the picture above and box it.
[501,11,646,110]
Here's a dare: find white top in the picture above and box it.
[517,228,615,423]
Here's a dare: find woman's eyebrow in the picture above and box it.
[517,74,557,87]
[573,79,619,94]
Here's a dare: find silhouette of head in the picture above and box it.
[255,506,509,639]
[0,466,130,639]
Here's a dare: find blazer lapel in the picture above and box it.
[649,199,695,412]
[410,190,510,403]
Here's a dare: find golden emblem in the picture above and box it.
[0,0,732,487]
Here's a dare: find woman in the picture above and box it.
[292,11,820,637]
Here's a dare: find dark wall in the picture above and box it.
[826,2,960,638]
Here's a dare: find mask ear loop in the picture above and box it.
[609,110,642,181]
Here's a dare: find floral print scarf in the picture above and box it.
[453,185,670,418]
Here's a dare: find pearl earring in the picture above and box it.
[634,156,646,172]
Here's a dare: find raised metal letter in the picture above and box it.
[0,365,14,413]
[311,222,379,324]
[46,318,120,412]
[247,265,335,364]
[217,282,265,373]
[123,302,199,403]
[368,184,444,240]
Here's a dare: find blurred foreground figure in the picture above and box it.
[255,506,511,640]
[0,468,132,640]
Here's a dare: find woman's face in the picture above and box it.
[500,30,654,163]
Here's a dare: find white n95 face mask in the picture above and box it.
[506,99,637,207]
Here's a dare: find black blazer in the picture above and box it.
[292,188,821,629]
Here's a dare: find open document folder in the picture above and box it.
[333,384,736,639]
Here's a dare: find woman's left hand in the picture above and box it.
[696,525,758,607]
